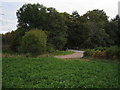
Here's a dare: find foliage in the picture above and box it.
[93,46,108,51]
[3,56,119,88]
[2,31,16,52]
[2,31,15,45]
[92,50,106,59]
[62,11,84,48]
[80,10,110,48]
[85,46,120,61]
[10,28,28,52]
[50,50,74,56]
[16,3,67,50]
[105,15,120,46]
[84,49,95,56]
[105,46,120,60]
[3,4,119,51]
[62,9,112,49]
[19,29,47,55]
[2,52,25,58]
[46,43,55,53]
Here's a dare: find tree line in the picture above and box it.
[2,3,120,54]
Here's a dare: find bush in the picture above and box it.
[105,46,120,60]
[19,29,47,55]
[85,46,120,61]
[94,46,107,51]
[46,43,55,53]
[84,49,95,56]
[92,50,106,58]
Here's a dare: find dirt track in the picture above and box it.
[54,50,85,59]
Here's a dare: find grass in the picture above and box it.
[50,50,74,56]
[2,53,119,88]
[2,50,74,58]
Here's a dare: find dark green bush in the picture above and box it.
[84,49,95,56]
[92,50,106,58]
[105,46,120,60]
[46,43,55,53]
[94,46,107,51]
[19,29,47,55]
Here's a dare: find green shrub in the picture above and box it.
[19,29,47,55]
[105,46,120,60]
[84,49,95,56]
[94,46,107,51]
[46,43,55,53]
[92,50,106,58]
[85,46,120,61]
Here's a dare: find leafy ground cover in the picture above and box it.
[2,55,119,88]
[50,50,74,56]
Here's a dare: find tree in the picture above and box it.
[81,21,111,48]
[118,15,120,46]
[63,10,110,49]
[2,31,16,52]
[62,11,84,49]
[105,15,120,46]
[16,3,67,50]
[10,27,28,52]
[19,29,47,55]
[80,9,110,48]
[84,9,108,27]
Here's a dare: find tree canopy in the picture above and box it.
[2,3,119,53]
[16,3,67,50]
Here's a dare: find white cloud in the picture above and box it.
[0,2,23,34]
[1,23,17,34]
[118,1,120,16]
[2,18,16,24]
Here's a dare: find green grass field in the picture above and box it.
[2,52,119,88]
[50,50,74,56]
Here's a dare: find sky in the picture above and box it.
[0,0,120,34]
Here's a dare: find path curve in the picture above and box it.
[54,50,85,59]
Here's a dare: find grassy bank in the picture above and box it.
[2,54,119,88]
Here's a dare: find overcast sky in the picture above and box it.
[0,0,119,34]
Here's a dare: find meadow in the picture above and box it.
[2,51,119,88]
